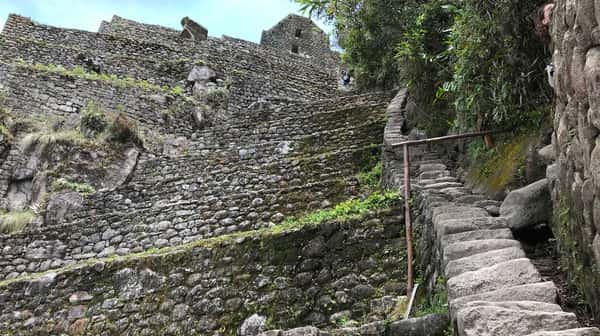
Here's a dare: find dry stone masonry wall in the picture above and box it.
[550,0,600,317]
[1,14,338,113]
[0,209,408,335]
[0,10,413,336]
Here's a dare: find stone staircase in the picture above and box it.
[414,161,600,336]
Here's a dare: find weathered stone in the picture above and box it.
[456,306,578,336]
[447,259,542,299]
[458,300,563,313]
[443,239,521,263]
[436,217,509,237]
[388,313,450,336]
[180,17,208,41]
[450,282,558,314]
[441,229,514,249]
[445,247,526,278]
[187,65,216,83]
[538,144,557,164]
[44,191,84,226]
[525,328,600,336]
[499,179,552,230]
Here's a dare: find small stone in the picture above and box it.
[239,314,266,336]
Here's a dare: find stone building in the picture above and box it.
[261,14,337,63]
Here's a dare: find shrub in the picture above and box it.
[0,210,35,234]
[51,178,96,194]
[107,113,144,147]
[20,129,86,153]
[204,87,230,111]
[80,101,107,137]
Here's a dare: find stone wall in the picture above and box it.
[0,63,194,137]
[260,14,339,67]
[0,92,391,280]
[0,208,406,335]
[1,14,338,112]
[98,15,182,42]
[550,0,600,317]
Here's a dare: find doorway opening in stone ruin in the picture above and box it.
[291,45,299,54]
[513,223,600,328]
[295,28,302,37]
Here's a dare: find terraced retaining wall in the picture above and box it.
[0,91,390,280]
[550,0,600,317]
[1,14,338,111]
[0,208,406,335]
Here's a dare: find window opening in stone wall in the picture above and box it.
[295,28,302,37]
[291,45,299,54]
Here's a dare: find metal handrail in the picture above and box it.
[397,129,511,298]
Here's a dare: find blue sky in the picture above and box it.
[0,0,332,43]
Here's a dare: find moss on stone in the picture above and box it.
[552,195,600,317]
[466,134,534,195]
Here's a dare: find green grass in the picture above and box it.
[0,210,35,234]
[51,178,96,195]
[20,129,89,153]
[415,276,448,317]
[358,162,382,192]
[281,191,400,227]
[13,60,184,95]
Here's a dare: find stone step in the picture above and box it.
[456,305,578,336]
[441,229,514,249]
[449,282,558,315]
[474,199,503,208]
[525,329,600,336]
[447,259,542,299]
[455,194,487,204]
[458,300,563,313]
[419,170,450,181]
[421,181,463,190]
[436,217,509,237]
[432,205,490,224]
[419,163,447,172]
[445,246,526,278]
[443,239,521,264]
[439,187,471,198]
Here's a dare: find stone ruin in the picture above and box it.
[0,13,411,335]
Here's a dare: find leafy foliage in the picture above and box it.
[80,101,108,137]
[442,0,551,131]
[358,162,382,192]
[296,0,552,132]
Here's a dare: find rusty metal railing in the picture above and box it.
[390,129,510,297]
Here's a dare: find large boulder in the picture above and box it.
[187,65,216,83]
[499,179,552,230]
[45,191,84,225]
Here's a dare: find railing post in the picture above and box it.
[403,143,414,297]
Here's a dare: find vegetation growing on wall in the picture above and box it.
[466,134,535,195]
[0,210,35,234]
[0,92,12,142]
[553,196,600,318]
[281,190,400,228]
